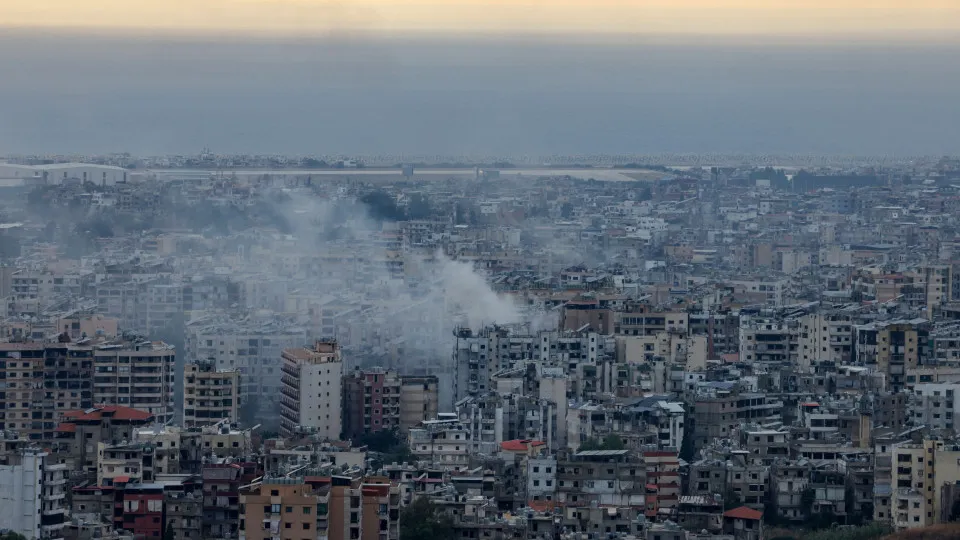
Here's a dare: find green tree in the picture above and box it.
[578,434,626,451]
[400,498,456,540]
[163,522,176,540]
[406,193,432,220]
[679,417,696,462]
[723,487,742,510]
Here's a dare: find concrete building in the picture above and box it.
[0,342,95,442]
[888,439,960,531]
[93,339,176,424]
[408,418,472,470]
[343,368,402,440]
[797,312,854,373]
[56,405,154,478]
[398,375,439,433]
[185,316,307,421]
[0,449,68,540]
[239,475,401,540]
[691,389,783,450]
[856,320,929,391]
[183,361,241,428]
[280,340,344,439]
[0,162,129,186]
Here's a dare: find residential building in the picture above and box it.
[93,339,176,423]
[398,375,439,433]
[0,449,68,540]
[279,340,344,439]
[183,360,241,428]
[0,342,95,442]
[239,474,401,540]
[343,368,402,440]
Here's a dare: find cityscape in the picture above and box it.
[1,154,960,540]
[2,2,960,540]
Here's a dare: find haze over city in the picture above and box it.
[3,4,960,540]
[1,1,959,156]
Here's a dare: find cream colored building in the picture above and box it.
[183,361,240,428]
[94,340,176,424]
[889,439,960,530]
[399,375,439,433]
[280,340,343,440]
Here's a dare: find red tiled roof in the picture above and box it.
[500,439,546,452]
[528,500,559,512]
[56,423,77,433]
[63,405,153,422]
[723,506,763,520]
[113,476,131,484]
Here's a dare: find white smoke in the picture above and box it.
[430,250,521,330]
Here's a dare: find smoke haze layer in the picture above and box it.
[1,31,959,156]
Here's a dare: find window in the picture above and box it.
[303,523,311,530]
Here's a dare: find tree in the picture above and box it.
[724,487,742,510]
[406,193,432,220]
[801,487,816,519]
[679,417,696,462]
[578,434,626,451]
[400,498,456,540]
[163,522,176,540]
[356,428,414,465]
[355,429,402,453]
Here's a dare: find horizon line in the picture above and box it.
[4,25,960,47]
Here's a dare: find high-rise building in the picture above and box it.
[280,340,343,439]
[343,368,402,440]
[0,342,95,442]
[183,360,241,428]
[93,339,176,424]
[0,449,68,540]
[185,315,307,421]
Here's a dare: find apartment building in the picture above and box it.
[555,449,646,508]
[0,449,68,540]
[909,383,960,431]
[343,368,402,440]
[56,404,154,478]
[202,463,247,540]
[451,326,610,406]
[183,361,241,428]
[856,320,930,391]
[186,316,307,419]
[888,439,960,531]
[398,375,439,433]
[280,340,344,439]
[93,339,176,423]
[408,418,472,470]
[797,312,854,373]
[0,342,95,442]
[738,316,796,365]
[691,389,783,450]
[239,475,401,540]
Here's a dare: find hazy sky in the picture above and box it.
[1,2,959,156]
[4,1,960,36]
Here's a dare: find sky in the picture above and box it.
[1,2,959,157]
[4,1,960,36]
